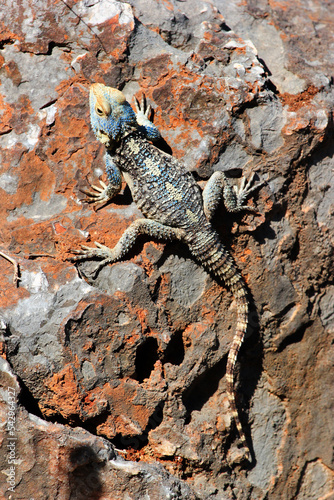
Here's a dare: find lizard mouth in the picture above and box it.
[97,129,111,146]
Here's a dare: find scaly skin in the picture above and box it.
[72,83,263,462]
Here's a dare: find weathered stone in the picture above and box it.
[296,460,334,500]
[0,357,198,499]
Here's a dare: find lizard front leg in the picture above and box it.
[80,153,122,208]
[203,171,264,221]
[70,218,186,277]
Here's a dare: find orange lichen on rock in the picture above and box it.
[44,365,82,420]
[280,85,319,112]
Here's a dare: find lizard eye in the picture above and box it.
[96,107,104,116]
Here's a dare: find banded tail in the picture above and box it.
[189,229,251,461]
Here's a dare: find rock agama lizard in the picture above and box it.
[72,83,263,462]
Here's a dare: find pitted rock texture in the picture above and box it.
[0,1,333,499]
[0,357,198,500]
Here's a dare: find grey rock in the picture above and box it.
[248,379,286,490]
[247,96,285,153]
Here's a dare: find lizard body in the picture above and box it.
[73,83,262,462]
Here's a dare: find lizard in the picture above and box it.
[71,83,263,462]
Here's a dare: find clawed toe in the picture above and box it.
[79,179,113,207]
[135,94,151,117]
[89,181,107,194]
[68,243,115,277]
[68,246,95,261]
[235,174,264,207]
[79,188,101,200]
[94,241,111,252]
[69,240,114,261]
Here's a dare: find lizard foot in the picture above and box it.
[134,94,161,141]
[70,242,115,277]
[134,94,151,122]
[80,180,114,208]
[233,173,265,212]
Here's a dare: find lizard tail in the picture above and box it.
[225,290,251,461]
[190,233,251,461]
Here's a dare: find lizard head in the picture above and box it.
[89,83,137,147]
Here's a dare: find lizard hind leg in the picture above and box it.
[202,171,263,220]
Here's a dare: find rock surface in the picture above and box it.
[0,0,333,498]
